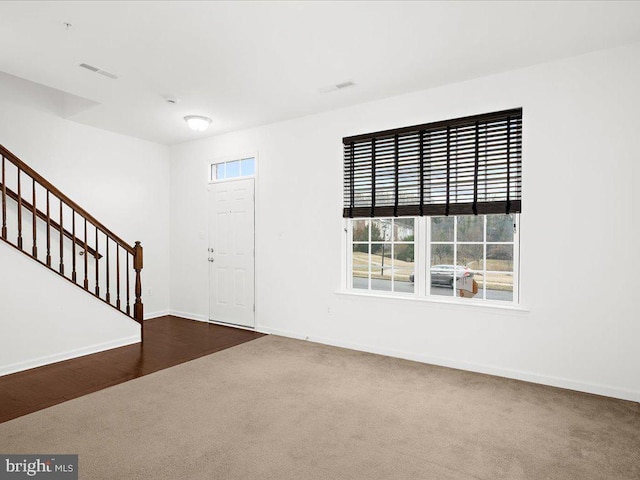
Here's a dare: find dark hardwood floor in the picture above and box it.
[0,316,265,423]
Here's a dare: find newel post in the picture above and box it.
[134,241,144,340]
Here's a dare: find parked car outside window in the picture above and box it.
[409,265,474,286]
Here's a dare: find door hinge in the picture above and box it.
[253,304,255,312]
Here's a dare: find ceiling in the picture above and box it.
[1,1,640,145]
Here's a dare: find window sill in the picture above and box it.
[335,289,530,313]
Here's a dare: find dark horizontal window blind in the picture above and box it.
[343,108,522,218]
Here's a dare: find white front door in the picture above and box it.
[208,178,255,328]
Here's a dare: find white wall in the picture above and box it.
[0,241,140,376]
[170,42,640,401]
[0,78,171,372]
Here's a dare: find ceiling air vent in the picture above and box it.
[79,63,99,72]
[318,80,356,94]
[336,81,355,90]
[79,63,118,80]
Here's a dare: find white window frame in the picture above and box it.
[344,214,520,307]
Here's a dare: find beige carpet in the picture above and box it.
[1,335,638,480]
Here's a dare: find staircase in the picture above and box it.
[0,144,144,338]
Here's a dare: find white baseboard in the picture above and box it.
[0,335,140,378]
[144,310,170,320]
[207,319,256,332]
[168,310,208,323]
[168,311,257,331]
[256,325,640,403]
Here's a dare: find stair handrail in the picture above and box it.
[0,183,102,259]
[0,145,134,254]
[0,144,144,333]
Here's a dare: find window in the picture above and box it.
[347,214,519,303]
[210,157,255,182]
[343,109,522,304]
[428,214,517,302]
[351,218,415,294]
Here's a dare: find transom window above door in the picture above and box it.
[210,157,256,182]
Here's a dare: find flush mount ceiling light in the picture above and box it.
[184,115,212,132]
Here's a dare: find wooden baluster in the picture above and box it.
[17,168,22,249]
[59,200,64,274]
[106,237,110,303]
[0,146,144,328]
[32,179,37,257]
[116,244,121,310]
[46,190,51,266]
[1,156,6,240]
[83,218,89,290]
[95,227,99,296]
[72,209,77,283]
[134,241,144,339]
[126,253,131,315]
